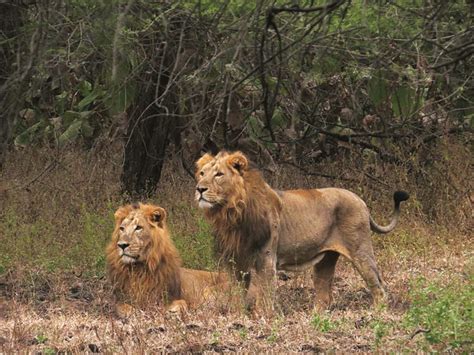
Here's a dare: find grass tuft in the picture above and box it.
[310,312,338,333]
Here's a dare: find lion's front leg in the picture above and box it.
[246,239,278,313]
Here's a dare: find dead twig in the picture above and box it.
[4,159,57,192]
[408,328,430,340]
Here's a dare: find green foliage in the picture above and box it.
[0,205,113,275]
[404,276,473,350]
[6,0,472,168]
[42,348,56,355]
[171,210,216,270]
[370,317,391,348]
[367,71,389,108]
[0,198,216,276]
[266,317,284,343]
[210,331,221,345]
[34,334,48,344]
[310,312,337,333]
[238,327,248,340]
[14,120,46,147]
[11,0,140,148]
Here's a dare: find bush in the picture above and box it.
[404,276,473,351]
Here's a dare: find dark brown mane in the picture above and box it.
[205,168,282,274]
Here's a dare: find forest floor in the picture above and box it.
[0,224,472,353]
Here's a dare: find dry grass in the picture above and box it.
[0,147,472,352]
[1,237,471,353]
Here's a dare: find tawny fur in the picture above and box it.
[106,203,227,313]
[195,151,409,311]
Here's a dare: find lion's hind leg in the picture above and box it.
[351,249,388,307]
[312,251,340,311]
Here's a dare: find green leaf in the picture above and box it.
[62,110,93,126]
[81,120,94,138]
[58,119,82,145]
[14,121,44,147]
[62,111,81,126]
[368,73,389,107]
[392,85,416,118]
[105,84,136,115]
[77,89,102,111]
[55,91,68,115]
[78,80,92,96]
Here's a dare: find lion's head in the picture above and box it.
[106,203,181,305]
[109,203,171,269]
[195,151,249,211]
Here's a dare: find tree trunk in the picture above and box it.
[0,2,24,168]
[120,55,179,196]
[121,105,174,196]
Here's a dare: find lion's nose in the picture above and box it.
[118,242,129,250]
[196,186,208,194]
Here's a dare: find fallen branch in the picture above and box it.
[409,328,430,340]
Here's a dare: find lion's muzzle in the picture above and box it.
[118,241,129,251]
[117,241,139,263]
[196,186,214,208]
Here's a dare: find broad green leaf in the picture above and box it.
[392,85,416,118]
[55,91,68,115]
[62,111,93,126]
[81,120,94,138]
[78,80,92,96]
[77,91,99,111]
[62,111,81,126]
[368,73,389,107]
[58,119,83,146]
[14,121,44,147]
[105,84,136,115]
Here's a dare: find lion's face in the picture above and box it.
[112,205,167,265]
[195,151,249,209]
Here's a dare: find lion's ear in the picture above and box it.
[195,153,214,176]
[227,151,248,174]
[148,206,167,227]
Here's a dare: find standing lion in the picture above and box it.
[194,150,409,312]
[106,203,227,316]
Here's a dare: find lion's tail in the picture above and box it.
[370,191,409,234]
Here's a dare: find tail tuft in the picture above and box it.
[394,191,409,204]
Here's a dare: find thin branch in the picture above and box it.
[430,48,474,69]
[280,160,358,182]
[231,0,346,93]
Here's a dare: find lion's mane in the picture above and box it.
[106,204,182,306]
[201,164,282,273]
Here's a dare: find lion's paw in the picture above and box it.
[167,299,188,314]
[116,303,134,318]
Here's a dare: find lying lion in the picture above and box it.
[106,203,227,316]
[195,150,409,311]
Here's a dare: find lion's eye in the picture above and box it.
[215,172,224,177]
[119,226,125,232]
[200,171,204,176]
[135,225,143,231]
